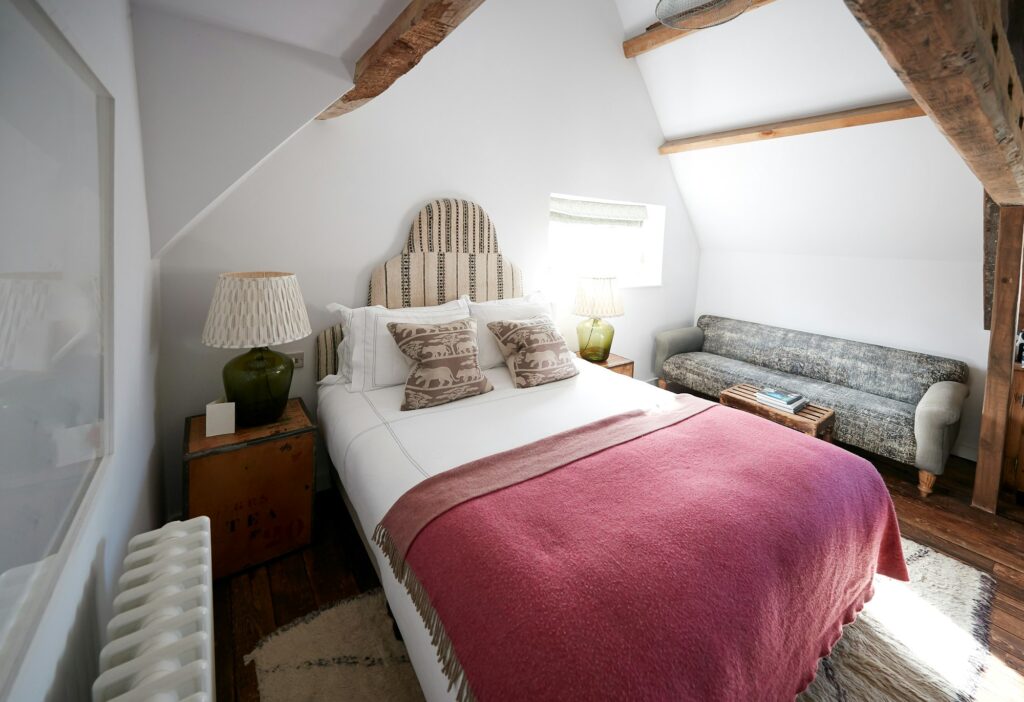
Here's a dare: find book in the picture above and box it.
[756,387,804,405]
[757,399,802,415]
[756,395,809,413]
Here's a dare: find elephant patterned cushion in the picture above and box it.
[387,318,493,411]
[486,316,579,388]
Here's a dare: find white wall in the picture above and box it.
[7,0,160,698]
[131,3,353,256]
[156,0,702,515]
[614,0,986,459]
[684,118,985,457]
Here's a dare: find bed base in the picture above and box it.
[328,466,383,582]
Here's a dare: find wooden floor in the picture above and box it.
[214,456,1024,702]
[213,493,381,702]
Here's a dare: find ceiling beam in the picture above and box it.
[659,99,924,155]
[622,0,778,59]
[843,0,1024,206]
[318,0,484,120]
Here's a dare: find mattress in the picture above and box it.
[317,360,674,701]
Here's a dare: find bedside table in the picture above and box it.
[577,352,634,378]
[183,398,316,579]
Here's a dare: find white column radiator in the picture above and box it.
[92,517,215,702]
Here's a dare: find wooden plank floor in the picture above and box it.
[214,458,1024,701]
[214,492,380,702]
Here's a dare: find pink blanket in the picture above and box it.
[375,396,907,701]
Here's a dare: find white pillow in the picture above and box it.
[324,303,358,385]
[468,293,554,369]
[347,298,470,392]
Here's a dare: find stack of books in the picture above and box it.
[756,387,808,414]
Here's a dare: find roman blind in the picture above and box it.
[549,196,648,227]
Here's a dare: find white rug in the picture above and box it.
[246,539,995,701]
[245,589,424,702]
[801,538,995,701]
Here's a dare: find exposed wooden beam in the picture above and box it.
[974,205,1024,513]
[622,0,778,59]
[1005,0,1024,78]
[843,0,1024,206]
[317,0,484,120]
[658,99,924,155]
[984,193,1000,331]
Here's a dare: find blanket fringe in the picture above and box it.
[373,523,478,702]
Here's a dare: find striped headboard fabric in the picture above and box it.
[368,199,524,308]
[317,199,524,380]
[316,322,344,381]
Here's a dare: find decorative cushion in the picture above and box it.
[663,351,918,465]
[486,317,579,388]
[468,293,553,370]
[348,298,469,392]
[387,318,493,410]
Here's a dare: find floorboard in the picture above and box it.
[214,458,1024,700]
[212,579,236,702]
[227,568,276,702]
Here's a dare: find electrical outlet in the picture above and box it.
[287,352,304,369]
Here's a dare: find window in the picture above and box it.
[547,193,665,289]
[0,0,113,690]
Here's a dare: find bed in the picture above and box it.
[316,199,907,701]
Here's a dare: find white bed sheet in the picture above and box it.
[317,360,675,701]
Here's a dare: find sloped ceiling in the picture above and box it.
[132,0,408,63]
[614,0,908,137]
[132,0,412,257]
[611,0,980,262]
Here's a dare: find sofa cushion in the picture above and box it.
[697,315,968,405]
[664,352,917,465]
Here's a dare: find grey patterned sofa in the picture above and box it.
[655,315,969,497]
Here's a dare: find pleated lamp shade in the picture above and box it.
[573,277,624,319]
[202,272,312,349]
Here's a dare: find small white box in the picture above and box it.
[205,400,235,438]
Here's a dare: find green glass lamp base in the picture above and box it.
[577,317,615,363]
[223,347,294,426]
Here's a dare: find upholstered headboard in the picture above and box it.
[316,199,524,380]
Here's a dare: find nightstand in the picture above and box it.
[183,398,316,579]
[577,352,634,378]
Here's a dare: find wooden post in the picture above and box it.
[974,206,1024,513]
[984,194,1000,330]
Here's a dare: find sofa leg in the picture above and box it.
[657,378,668,390]
[918,470,937,498]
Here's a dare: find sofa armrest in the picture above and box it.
[914,381,970,475]
[654,326,704,378]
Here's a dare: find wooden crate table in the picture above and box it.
[183,398,316,579]
[719,384,835,442]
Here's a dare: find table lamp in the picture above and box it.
[574,276,624,363]
[202,272,311,426]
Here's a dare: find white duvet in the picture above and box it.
[317,360,675,701]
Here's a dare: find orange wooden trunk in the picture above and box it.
[184,399,315,579]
